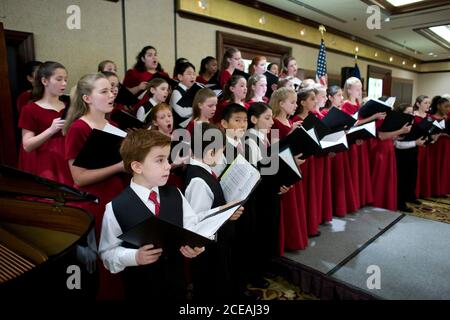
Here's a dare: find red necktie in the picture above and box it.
[149,191,160,217]
[236,141,244,154]
[211,171,218,180]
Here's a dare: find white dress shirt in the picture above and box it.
[169,83,192,128]
[394,139,417,149]
[184,158,218,219]
[136,97,158,122]
[98,180,200,274]
[246,128,269,166]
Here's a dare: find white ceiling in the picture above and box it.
[258,0,450,61]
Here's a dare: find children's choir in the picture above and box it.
[14,45,450,300]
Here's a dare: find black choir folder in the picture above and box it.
[267,146,303,187]
[118,203,242,249]
[359,97,396,119]
[346,121,377,144]
[280,126,322,159]
[72,124,126,170]
[110,109,146,131]
[322,107,357,131]
[379,111,414,132]
[115,84,139,107]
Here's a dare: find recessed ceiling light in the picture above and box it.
[386,0,424,7]
[402,60,406,65]
[374,52,378,57]
[428,25,450,43]
[300,29,305,36]
[413,64,417,68]
[355,46,359,52]
[258,15,267,25]
[428,52,434,56]
[389,57,393,62]
[197,0,207,9]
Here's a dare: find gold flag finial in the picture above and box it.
[319,25,326,38]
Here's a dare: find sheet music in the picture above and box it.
[303,127,320,145]
[219,154,260,202]
[320,131,348,149]
[433,120,446,130]
[348,121,376,136]
[189,204,240,238]
[103,123,127,138]
[279,148,301,178]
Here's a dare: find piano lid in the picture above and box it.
[0,165,98,203]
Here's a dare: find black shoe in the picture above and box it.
[408,199,422,205]
[309,231,321,238]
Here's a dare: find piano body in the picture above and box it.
[0,165,98,299]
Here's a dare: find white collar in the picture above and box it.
[189,158,213,175]
[130,180,159,203]
[248,128,267,142]
[178,83,188,91]
[149,97,158,106]
[226,135,241,147]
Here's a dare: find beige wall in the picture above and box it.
[0,0,445,100]
[1,0,124,89]
[417,72,450,98]
[124,0,175,76]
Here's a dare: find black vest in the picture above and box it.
[111,185,185,300]
[140,100,155,125]
[112,185,183,242]
[172,86,189,128]
[184,164,226,208]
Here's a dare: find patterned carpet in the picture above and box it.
[248,196,450,300]
[405,196,450,224]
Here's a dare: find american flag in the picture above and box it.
[316,38,328,87]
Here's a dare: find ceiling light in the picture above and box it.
[389,57,393,62]
[197,0,207,10]
[355,46,359,52]
[374,52,378,57]
[258,15,267,25]
[429,25,450,43]
[413,64,417,68]
[300,29,305,36]
[386,0,424,6]
[402,60,406,65]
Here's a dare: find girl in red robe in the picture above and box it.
[413,95,432,199]
[212,75,249,125]
[18,61,73,186]
[16,60,42,116]
[185,88,218,135]
[325,85,360,216]
[196,56,218,84]
[64,73,126,299]
[245,74,269,106]
[368,97,412,211]
[218,47,241,89]
[428,96,450,197]
[123,45,169,96]
[341,77,381,208]
[270,87,308,254]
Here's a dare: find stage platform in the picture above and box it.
[276,207,450,300]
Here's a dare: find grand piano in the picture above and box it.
[0,165,98,299]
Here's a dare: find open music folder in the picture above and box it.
[379,111,414,132]
[280,126,322,159]
[346,121,377,144]
[72,124,127,169]
[118,202,242,248]
[219,154,261,203]
[359,97,396,119]
[321,107,357,132]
